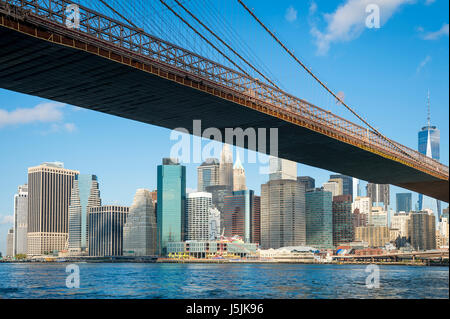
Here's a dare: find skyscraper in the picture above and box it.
[157,158,186,255]
[323,181,341,198]
[13,184,28,256]
[186,192,212,241]
[396,193,412,213]
[261,180,306,249]
[409,211,436,251]
[223,190,260,244]
[297,176,315,191]
[329,174,353,199]
[366,183,390,210]
[305,189,333,250]
[208,207,221,240]
[6,228,14,257]
[27,162,79,256]
[68,175,101,255]
[418,91,441,218]
[88,205,129,257]
[205,185,233,229]
[197,158,220,192]
[219,144,233,188]
[269,157,297,181]
[233,153,247,192]
[332,195,354,246]
[123,189,157,256]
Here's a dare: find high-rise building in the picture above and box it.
[408,211,436,251]
[391,212,410,239]
[186,192,212,241]
[223,190,260,244]
[332,195,354,246]
[352,197,372,216]
[418,91,441,219]
[305,189,333,249]
[369,206,388,227]
[123,189,157,256]
[157,158,186,255]
[219,144,233,188]
[13,184,28,256]
[323,181,341,198]
[205,185,233,228]
[366,183,390,210]
[6,228,14,257]
[297,176,315,191]
[27,162,79,256]
[233,154,247,192]
[261,180,305,249]
[88,205,129,257]
[355,226,390,248]
[197,158,220,192]
[436,215,449,248]
[328,178,343,196]
[68,175,101,255]
[330,175,353,198]
[269,157,297,181]
[396,193,412,213]
[352,208,368,228]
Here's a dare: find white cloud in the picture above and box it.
[0,215,14,225]
[285,6,298,23]
[422,23,449,40]
[42,122,77,135]
[0,102,65,128]
[311,0,413,55]
[416,55,432,74]
[309,2,318,15]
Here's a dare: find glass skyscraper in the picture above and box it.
[157,158,186,256]
[305,189,333,250]
[396,193,412,213]
[418,93,441,219]
[68,174,101,255]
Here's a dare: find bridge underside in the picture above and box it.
[0,23,448,203]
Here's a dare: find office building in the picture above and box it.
[157,158,186,255]
[330,174,353,198]
[223,190,260,244]
[366,183,390,210]
[261,180,305,249]
[68,175,101,255]
[88,205,129,257]
[391,212,410,239]
[352,208,368,228]
[396,193,412,213]
[123,189,157,256]
[197,158,220,192]
[219,144,233,188]
[355,226,390,248]
[297,176,315,191]
[233,154,247,192]
[13,184,28,256]
[332,195,354,246]
[323,181,341,198]
[6,228,14,257]
[305,189,333,249]
[205,185,233,227]
[209,207,221,240]
[186,192,213,241]
[408,211,436,251]
[369,206,388,227]
[27,162,79,256]
[269,156,297,181]
[352,197,372,216]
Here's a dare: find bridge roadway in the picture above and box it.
[0,0,448,202]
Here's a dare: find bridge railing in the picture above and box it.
[1,0,448,179]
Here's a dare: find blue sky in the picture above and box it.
[0,0,448,255]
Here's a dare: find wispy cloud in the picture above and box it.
[0,215,14,225]
[424,0,435,5]
[416,55,432,74]
[422,23,449,40]
[41,122,77,135]
[310,0,413,55]
[285,6,298,23]
[0,102,65,128]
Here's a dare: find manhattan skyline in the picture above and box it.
[0,0,448,255]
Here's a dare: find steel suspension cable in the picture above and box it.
[237,0,412,159]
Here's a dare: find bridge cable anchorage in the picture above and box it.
[171,0,280,90]
[158,0,259,83]
[236,0,414,160]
